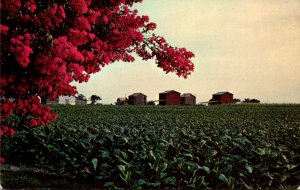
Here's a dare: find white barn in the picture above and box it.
[59,96,77,105]
[47,96,87,105]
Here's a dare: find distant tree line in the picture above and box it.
[76,94,102,105]
[233,98,260,104]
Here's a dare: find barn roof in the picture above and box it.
[75,96,88,101]
[117,97,127,101]
[213,91,233,95]
[129,93,147,97]
[60,95,87,101]
[181,93,195,97]
[161,90,180,94]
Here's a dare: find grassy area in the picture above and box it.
[1,104,300,189]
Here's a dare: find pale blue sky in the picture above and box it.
[75,0,300,104]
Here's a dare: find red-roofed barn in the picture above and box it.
[159,90,181,105]
[128,93,147,105]
[180,93,196,105]
[209,91,233,105]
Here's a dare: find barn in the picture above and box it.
[209,92,233,105]
[128,93,147,105]
[116,97,128,105]
[46,98,59,105]
[159,90,181,105]
[180,93,196,105]
[47,96,87,105]
[60,96,87,105]
[74,97,87,105]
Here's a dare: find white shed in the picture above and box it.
[59,96,77,105]
[57,96,87,105]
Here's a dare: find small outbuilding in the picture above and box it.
[47,96,87,105]
[46,98,59,105]
[116,97,128,105]
[128,93,147,105]
[75,97,88,105]
[159,90,181,105]
[209,91,233,105]
[180,93,196,105]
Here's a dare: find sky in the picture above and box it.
[75,0,300,104]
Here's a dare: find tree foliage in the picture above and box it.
[233,98,241,104]
[243,98,260,104]
[90,95,101,104]
[0,0,195,163]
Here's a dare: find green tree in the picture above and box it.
[233,98,241,104]
[90,95,101,104]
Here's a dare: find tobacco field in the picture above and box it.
[1,104,300,189]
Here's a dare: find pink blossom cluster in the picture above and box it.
[25,0,36,13]
[70,0,91,14]
[0,125,15,137]
[0,99,16,164]
[14,96,58,128]
[39,5,66,30]
[9,34,33,67]
[0,24,9,35]
[52,36,85,63]
[0,100,15,121]
[148,35,195,78]
[33,55,76,99]
[68,29,95,46]
[0,0,21,14]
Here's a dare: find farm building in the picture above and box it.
[209,92,233,105]
[47,96,87,105]
[116,97,128,105]
[159,90,181,105]
[180,93,196,105]
[46,98,59,105]
[128,93,147,105]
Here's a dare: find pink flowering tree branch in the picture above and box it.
[0,0,195,163]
